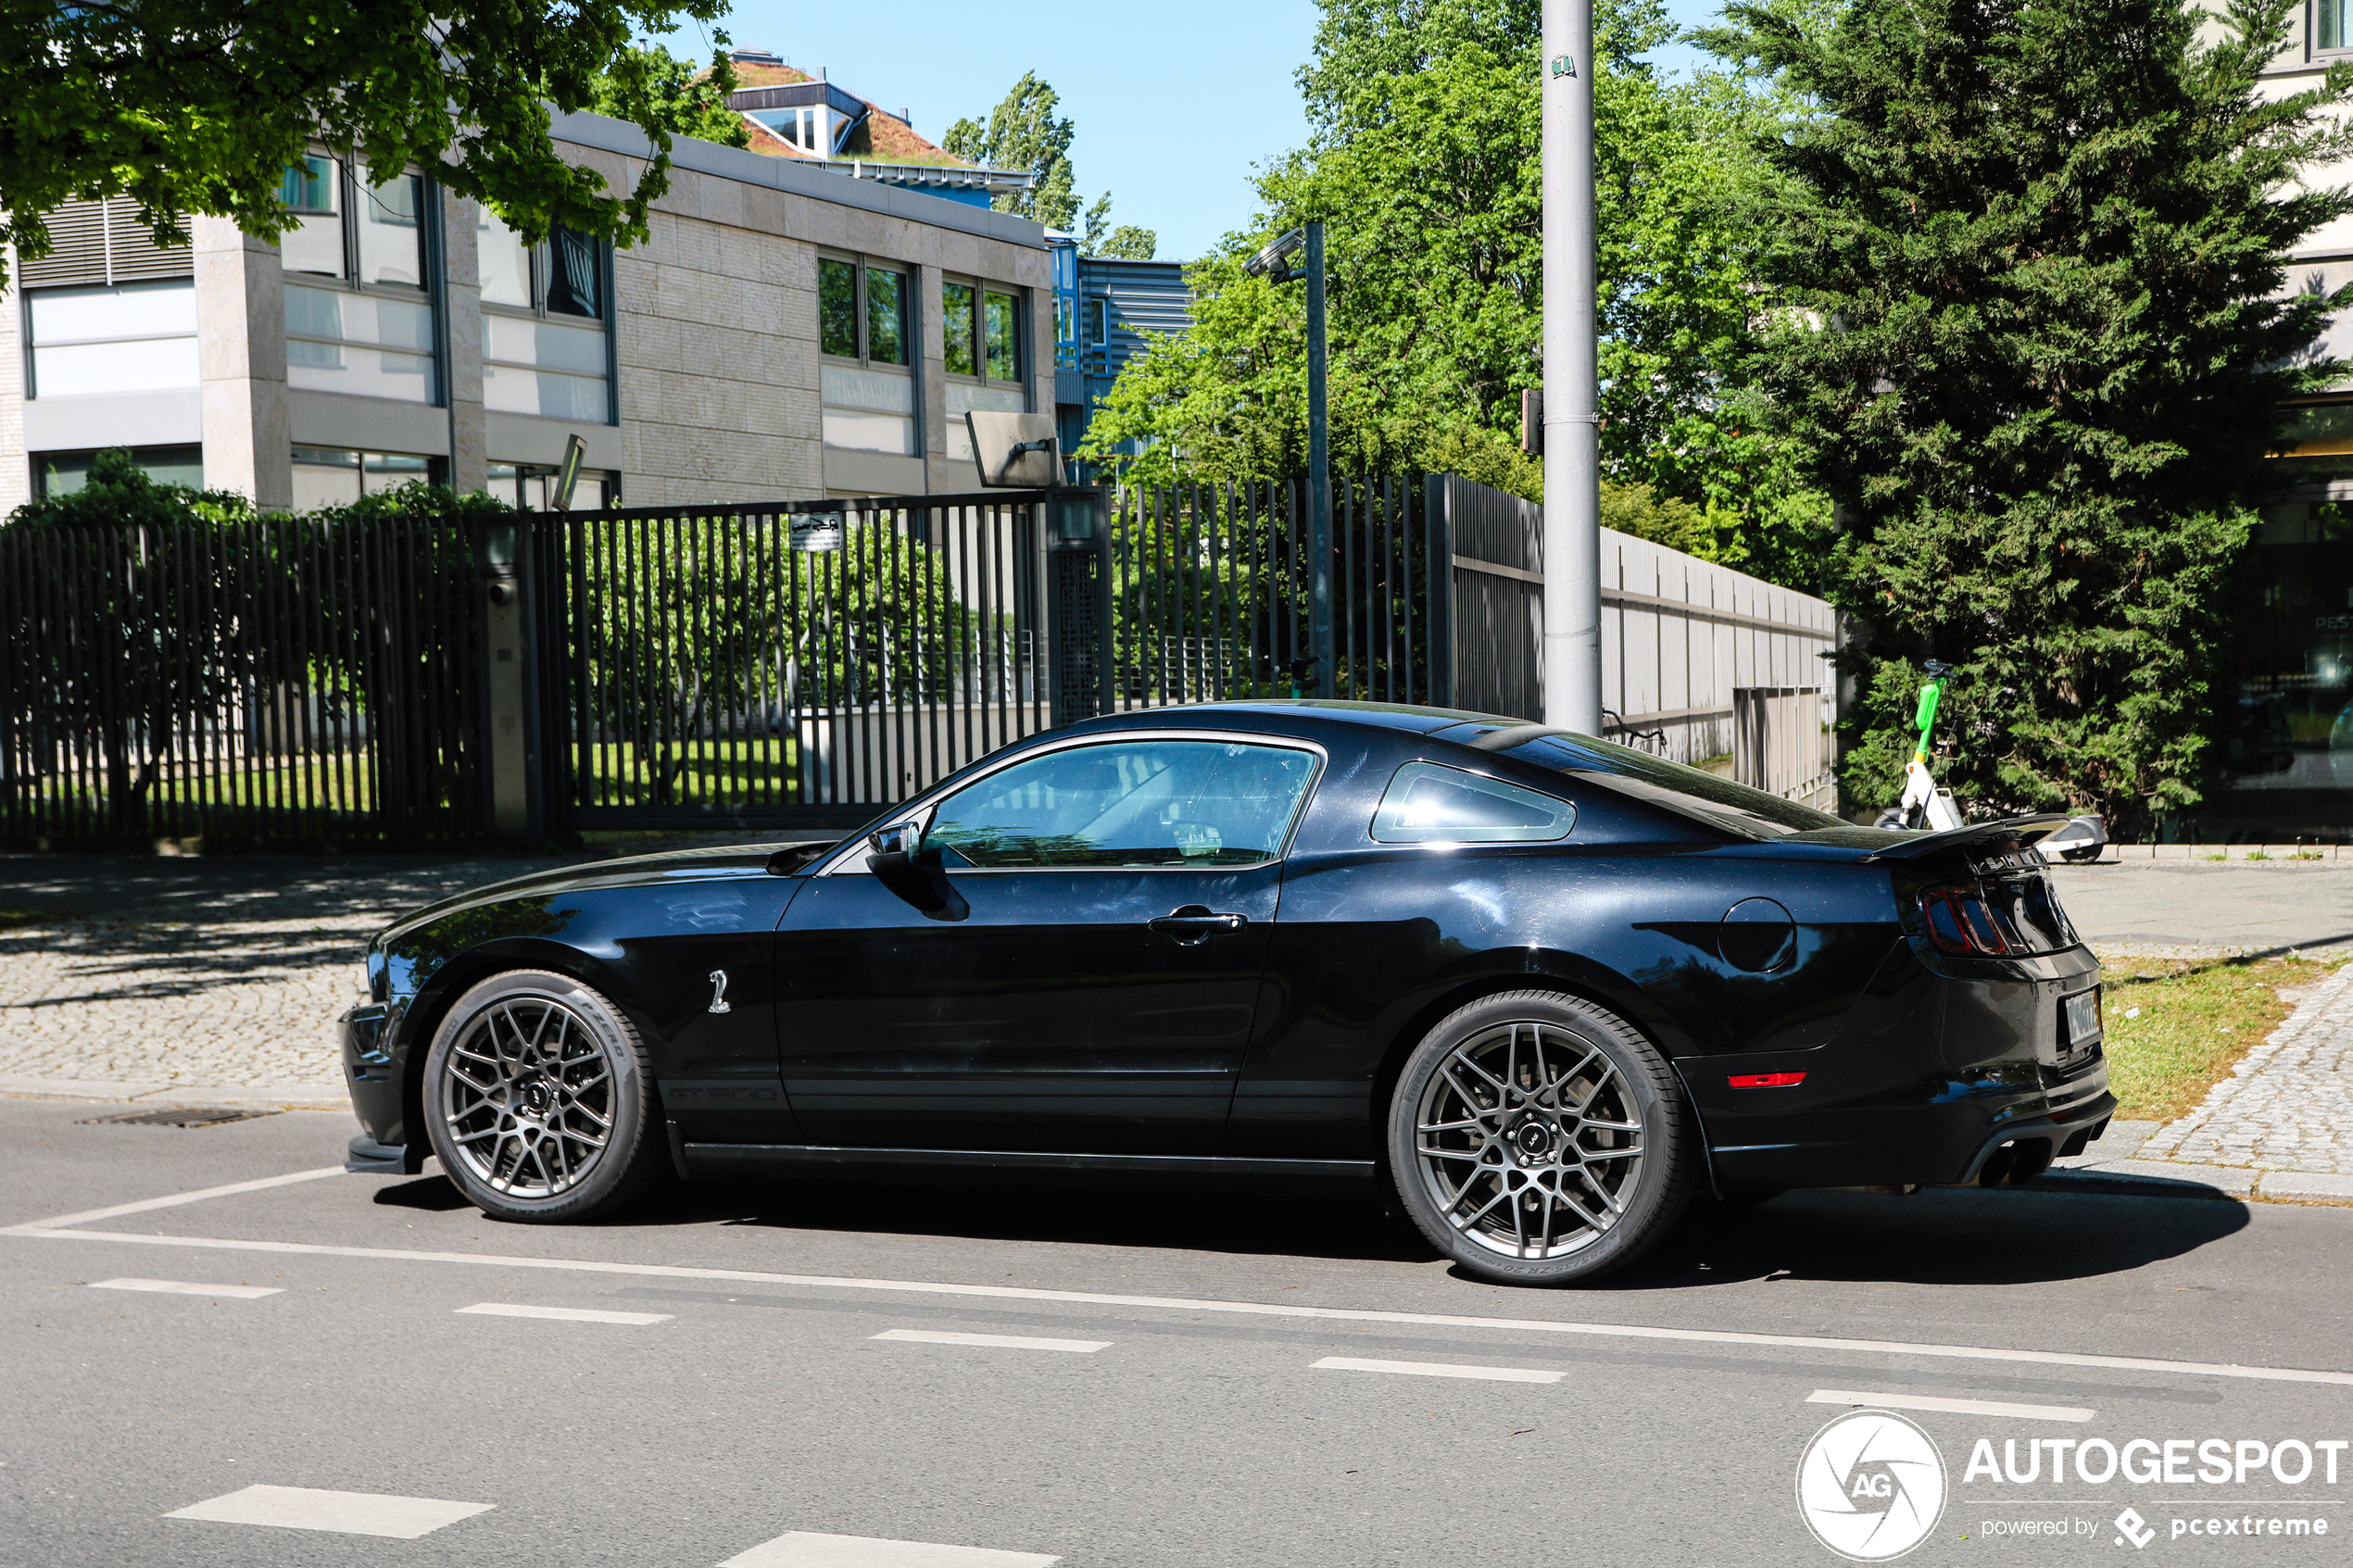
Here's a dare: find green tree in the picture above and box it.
[944,73,1152,257]
[0,0,737,291]
[590,44,749,151]
[1708,0,2353,831]
[1076,0,1824,579]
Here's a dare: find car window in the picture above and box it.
[922,739,1318,869]
[1498,733,1843,839]
[1371,761,1575,844]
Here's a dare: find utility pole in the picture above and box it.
[1304,220,1334,698]
[1541,0,1602,733]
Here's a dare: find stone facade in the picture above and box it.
[0,111,1051,511]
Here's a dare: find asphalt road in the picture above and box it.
[4,1098,2349,1567]
[2047,862,2353,957]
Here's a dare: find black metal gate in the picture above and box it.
[0,514,483,847]
[531,491,1059,834]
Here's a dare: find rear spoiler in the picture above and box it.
[1857,814,2071,864]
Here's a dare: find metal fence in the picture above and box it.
[1104,475,1446,709]
[536,493,1051,830]
[0,473,1837,847]
[0,515,482,847]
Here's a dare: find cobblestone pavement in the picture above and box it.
[2138,957,2353,1177]
[0,850,621,1095]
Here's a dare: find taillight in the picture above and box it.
[1919,882,2013,955]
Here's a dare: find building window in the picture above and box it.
[477,209,614,423]
[2323,0,2351,51]
[290,446,438,509]
[32,445,204,497]
[25,278,198,399]
[819,253,916,457]
[279,157,440,405]
[488,460,615,511]
[1088,296,1110,349]
[944,276,1026,464]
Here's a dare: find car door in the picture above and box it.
[773,733,1322,1156]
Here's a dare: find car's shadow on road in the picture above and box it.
[376,1168,2256,1289]
[1601,1186,2252,1293]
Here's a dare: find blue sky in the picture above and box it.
[695,0,1725,264]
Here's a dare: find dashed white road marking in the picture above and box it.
[13,1166,2353,1390]
[1312,1355,1564,1385]
[871,1328,1108,1354]
[164,1484,493,1538]
[1807,1388,2096,1424]
[456,1301,672,1325]
[722,1531,1060,1567]
[91,1277,281,1298]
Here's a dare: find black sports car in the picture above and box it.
[341,701,2113,1286]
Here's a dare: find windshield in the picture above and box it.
[1493,733,1845,840]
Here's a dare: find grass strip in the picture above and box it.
[2095,953,2339,1122]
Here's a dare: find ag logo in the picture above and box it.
[1795,1409,1947,1561]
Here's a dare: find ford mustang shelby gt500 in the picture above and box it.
[342,701,2111,1286]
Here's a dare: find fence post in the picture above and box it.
[1425,473,1453,709]
[472,514,538,838]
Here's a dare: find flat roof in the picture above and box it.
[549,108,1048,250]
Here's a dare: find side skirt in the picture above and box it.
[677,1138,1377,1191]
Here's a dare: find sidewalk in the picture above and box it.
[0,849,600,1107]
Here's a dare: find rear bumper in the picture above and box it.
[1687,944,2114,1191]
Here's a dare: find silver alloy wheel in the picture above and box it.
[437,994,618,1199]
[1412,1019,1645,1260]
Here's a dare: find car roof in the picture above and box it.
[1077,699,1527,738]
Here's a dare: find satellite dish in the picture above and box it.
[966,410,1060,488]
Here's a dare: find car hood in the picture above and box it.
[372,840,839,947]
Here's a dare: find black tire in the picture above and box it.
[421,969,668,1223]
[1387,989,1696,1286]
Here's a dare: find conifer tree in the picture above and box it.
[1709,0,2353,829]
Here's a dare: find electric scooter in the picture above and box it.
[1872,661,2108,861]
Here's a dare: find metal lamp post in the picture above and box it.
[1248,220,1335,699]
[1542,0,1603,733]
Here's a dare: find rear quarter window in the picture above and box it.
[1371,761,1577,844]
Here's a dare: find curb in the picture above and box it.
[0,1075,347,1110]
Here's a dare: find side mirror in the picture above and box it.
[866,821,920,873]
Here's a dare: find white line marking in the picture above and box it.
[12,1168,2353,1391]
[456,1301,672,1325]
[1313,1355,1564,1384]
[871,1328,1108,1354]
[722,1530,1060,1567]
[1807,1388,2095,1423]
[13,1166,344,1230]
[164,1484,493,1538]
[91,1277,281,1299]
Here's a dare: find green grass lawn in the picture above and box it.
[2095,953,2337,1122]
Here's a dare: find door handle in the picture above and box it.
[1148,905,1247,946]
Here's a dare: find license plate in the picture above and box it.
[2062,987,2102,1047]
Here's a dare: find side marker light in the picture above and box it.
[1727,1072,1806,1088]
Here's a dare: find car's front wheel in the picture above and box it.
[1388,989,1695,1286]
[421,969,667,1223]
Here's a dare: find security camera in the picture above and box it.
[1244,228,1308,281]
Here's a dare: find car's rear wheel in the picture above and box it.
[1388,989,1695,1286]
[421,969,667,1223]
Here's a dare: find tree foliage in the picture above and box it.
[1709,0,2353,829]
[591,44,749,152]
[944,73,1155,258]
[0,0,736,292]
[1077,0,1828,583]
